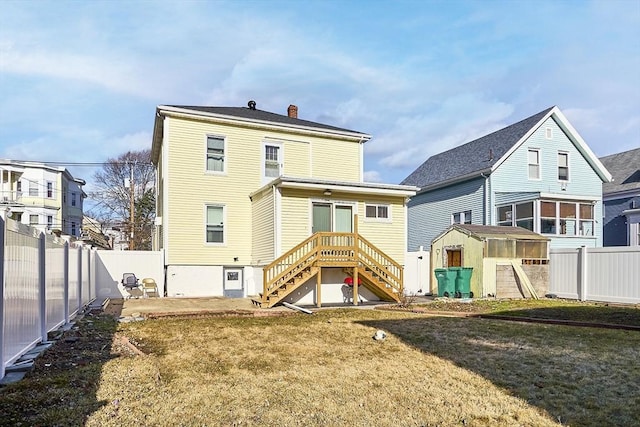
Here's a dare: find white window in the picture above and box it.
[497,201,534,231]
[579,203,594,236]
[365,204,390,220]
[29,180,38,196]
[264,144,281,178]
[46,182,54,198]
[528,149,540,180]
[29,214,38,226]
[47,215,53,229]
[206,205,224,244]
[452,210,472,224]
[558,152,569,181]
[206,136,225,172]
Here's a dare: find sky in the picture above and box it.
[1,0,639,196]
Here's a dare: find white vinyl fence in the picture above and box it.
[405,248,431,295]
[549,246,640,304]
[1,216,95,380]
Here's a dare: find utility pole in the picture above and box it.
[129,162,135,250]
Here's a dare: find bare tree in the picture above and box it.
[89,149,155,250]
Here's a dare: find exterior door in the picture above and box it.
[223,267,244,298]
[335,205,353,232]
[312,203,332,233]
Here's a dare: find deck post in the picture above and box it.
[316,267,322,308]
[353,215,359,306]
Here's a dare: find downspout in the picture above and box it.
[272,184,279,258]
[480,172,490,225]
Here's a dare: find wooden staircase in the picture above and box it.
[256,232,403,308]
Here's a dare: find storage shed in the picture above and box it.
[431,224,550,298]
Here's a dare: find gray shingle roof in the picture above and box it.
[600,147,640,195]
[166,105,367,136]
[401,107,554,188]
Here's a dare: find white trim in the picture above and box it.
[539,192,600,201]
[491,106,612,183]
[309,198,357,234]
[205,134,227,175]
[527,148,541,181]
[364,203,392,223]
[275,186,281,257]
[204,203,226,246]
[158,106,372,141]
[557,150,570,183]
[262,140,283,185]
[276,180,417,197]
[545,127,553,139]
[162,117,170,258]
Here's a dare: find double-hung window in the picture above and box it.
[206,136,225,172]
[558,152,569,181]
[579,204,594,236]
[264,144,281,178]
[71,192,77,207]
[46,182,54,198]
[29,215,38,226]
[29,180,38,196]
[206,205,224,244]
[47,215,53,229]
[528,149,540,180]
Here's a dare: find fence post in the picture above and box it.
[578,245,588,301]
[63,241,69,324]
[77,247,82,313]
[39,233,47,342]
[0,216,6,380]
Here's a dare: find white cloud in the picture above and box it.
[363,170,383,183]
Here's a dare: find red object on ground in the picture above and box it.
[343,277,362,286]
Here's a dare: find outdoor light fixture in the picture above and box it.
[323,189,332,196]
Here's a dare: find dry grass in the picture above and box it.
[1,306,639,426]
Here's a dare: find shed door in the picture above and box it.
[447,250,462,267]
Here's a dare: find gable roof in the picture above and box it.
[600,147,640,196]
[401,106,612,191]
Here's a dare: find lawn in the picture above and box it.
[1,301,639,426]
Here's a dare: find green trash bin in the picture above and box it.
[454,267,474,298]
[434,268,455,297]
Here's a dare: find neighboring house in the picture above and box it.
[402,106,612,250]
[0,159,86,237]
[151,101,417,305]
[81,216,112,249]
[600,148,640,246]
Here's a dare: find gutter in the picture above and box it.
[416,168,492,195]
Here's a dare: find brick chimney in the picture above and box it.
[287,104,298,119]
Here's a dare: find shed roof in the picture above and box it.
[438,224,550,242]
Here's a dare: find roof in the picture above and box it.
[401,106,611,190]
[401,107,553,188]
[152,103,371,165]
[600,147,640,196]
[250,176,418,199]
[164,104,367,136]
[439,224,550,241]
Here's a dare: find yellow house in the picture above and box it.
[151,101,417,306]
